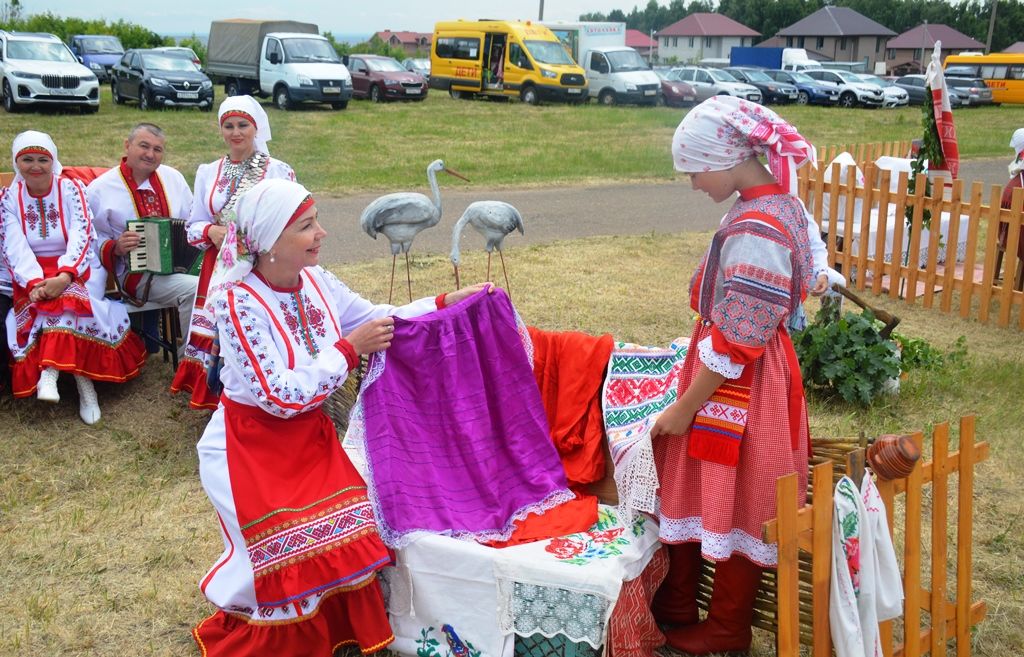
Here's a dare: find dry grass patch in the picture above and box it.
[1,231,1021,655]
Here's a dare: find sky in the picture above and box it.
[27,1,634,39]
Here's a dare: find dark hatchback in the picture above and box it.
[725,67,798,104]
[765,69,840,106]
[111,49,214,110]
[654,68,697,107]
[347,54,427,102]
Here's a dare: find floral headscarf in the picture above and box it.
[671,95,815,196]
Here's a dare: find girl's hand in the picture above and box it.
[811,273,830,296]
[346,317,396,355]
[445,282,495,305]
[650,399,699,439]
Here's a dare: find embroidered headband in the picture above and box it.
[287,195,316,228]
[220,110,256,126]
[15,146,53,160]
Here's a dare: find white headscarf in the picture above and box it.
[671,96,815,196]
[218,95,273,155]
[11,130,63,184]
[1009,128,1024,177]
[206,179,313,308]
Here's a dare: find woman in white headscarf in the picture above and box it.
[998,127,1024,273]
[192,179,485,656]
[647,97,815,655]
[0,131,146,424]
[172,95,296,410]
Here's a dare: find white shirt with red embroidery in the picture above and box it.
[87,164,193,240]
[211,266,436,419]
[186,155,295,250]
[1,177,96,289]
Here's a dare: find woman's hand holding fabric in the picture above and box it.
[445,282,495,305]
[346,317,395,355]
[650,399,698,439]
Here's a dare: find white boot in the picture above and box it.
[37,367,60,402]
[74,375,101,425]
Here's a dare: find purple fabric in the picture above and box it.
[360,288,571,546]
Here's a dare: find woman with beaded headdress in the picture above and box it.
[171,96,296,410]
[1,131,147,424]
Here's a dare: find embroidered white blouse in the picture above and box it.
[186,155,295,249]
[211,266,437,419]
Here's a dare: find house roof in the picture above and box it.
[374,30,431,45]
[756,36,829,60]
[655,13,759,38]
[777,7,895,37]
[887,24,984,49]
[1004,41,1024,53]
[626,29,656,48]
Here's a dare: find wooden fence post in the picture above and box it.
[776,473,800,656]
[956,416,976,657]
[903,431,925,657]
[931,423,951,657]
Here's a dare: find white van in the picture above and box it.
[544,21,661,105]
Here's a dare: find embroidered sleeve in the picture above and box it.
[57,179,94,280]
[186,163,214,249]
[216,288,355,418]
[1,190,44,287]
[267,159,296,182]
[317,267,437,334]
[709,221,794,365]
[697,335,744,379]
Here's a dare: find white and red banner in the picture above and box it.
[925,41,960,179]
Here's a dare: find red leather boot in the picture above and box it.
[663,554,763,656]
[651,542,702,627]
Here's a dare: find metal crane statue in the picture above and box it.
[449,200,525,294]
[360,159,469,302]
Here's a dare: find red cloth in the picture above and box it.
[607,545,669,657]
[170,248,220,410]
[60,166,108,185]
[1000,172,1024,260]
[526,326,613,486]
[193,575,394,657]
[11,256,92,347]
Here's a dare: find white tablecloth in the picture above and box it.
[820,206,970,268]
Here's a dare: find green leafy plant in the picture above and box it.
[793,307,901,405]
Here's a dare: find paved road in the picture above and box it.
[315,158,1009,267]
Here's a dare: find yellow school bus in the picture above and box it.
[430,20,588,104]
[943,53,1024,104]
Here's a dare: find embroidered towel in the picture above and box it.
[359,288,573,547]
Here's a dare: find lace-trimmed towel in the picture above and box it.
[357,288,573,548]
[601,338,690,517]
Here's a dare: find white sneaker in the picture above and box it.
[37,367,60,402]
[74,375,101,425]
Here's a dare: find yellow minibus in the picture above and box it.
[943,53,1024,104]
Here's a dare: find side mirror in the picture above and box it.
[269,51,280,65]
[77,56,84,63]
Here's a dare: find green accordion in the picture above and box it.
[126,217,173,274]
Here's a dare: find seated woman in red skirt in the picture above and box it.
[1,131,146,424]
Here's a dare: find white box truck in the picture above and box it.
[543,21,661,105]
[205,19,352,110]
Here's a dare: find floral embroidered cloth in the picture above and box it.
[830,473,903,657]
[380,505,663,657]
[601,338,690,516]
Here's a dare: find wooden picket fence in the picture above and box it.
[798,141,1024,329]
[759,416,989,656]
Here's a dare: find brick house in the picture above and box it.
[885,24,984,75]
[654,13,759,64]
[626,28,657,59]
[775,6,895,72]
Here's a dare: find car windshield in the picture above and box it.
[607,49,648,72]
[79,36,124,54]
[7,40,77,63]
[409,58,429,69]
[742,70,773,82]
[142,54,198,71]
[525,40,574,65]
[666,69,686,81]
[281,38,340,63]
[789,71,814,83]
[367,58,405,72]
[708,69,739,82]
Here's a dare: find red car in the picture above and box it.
[654,69,697,107]
[347,54,427,102]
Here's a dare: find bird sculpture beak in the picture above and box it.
[443,167,470,182]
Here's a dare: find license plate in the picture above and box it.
[404,87,421,95]
[684,95,695,101]
[644,89,656,96]
[749,94,760,100]
[178,91,199,99]
[567,88,582,94]
[323,86,341,94]
[52,88,74,96]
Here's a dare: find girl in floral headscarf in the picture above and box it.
[171,95,296,410]
[648,97,815,655]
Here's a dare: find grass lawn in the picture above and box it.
[1,232,1022,656]
[0,90,1019,194]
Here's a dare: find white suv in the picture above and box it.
[805,69,883,108]
[0,31,100,113]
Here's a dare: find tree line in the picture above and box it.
[581,0,1024,53]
